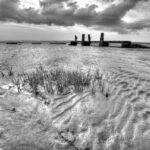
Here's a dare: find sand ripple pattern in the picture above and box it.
[47,68,150,150]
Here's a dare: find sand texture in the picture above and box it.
[0,44,150,149]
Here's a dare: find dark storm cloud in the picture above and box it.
[0,0,38,23]
[96,0,115,3]
[96,0,148,25]
[40,0,150,28]
[125,19,150,31]
[0,0,149,33]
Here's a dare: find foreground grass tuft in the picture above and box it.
[26,66,93,95]
[24,66,110,98]
[1,65,110,98]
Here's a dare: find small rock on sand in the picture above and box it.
[0,88,6,96]
[0,127,4,136]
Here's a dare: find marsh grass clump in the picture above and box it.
[23,66,112,98]
[26,66,93,95]
[0,64,14,78]
[8,65,110,98]
[12,73,27,93]
[90,69,111,98]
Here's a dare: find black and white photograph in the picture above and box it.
[0,0,150,149]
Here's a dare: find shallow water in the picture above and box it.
[0,43,150,76]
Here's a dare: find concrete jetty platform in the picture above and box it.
[69,33,150,48]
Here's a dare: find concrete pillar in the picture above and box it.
[99,33,104,47]
[75,35,77,42]
[99,33,109,47]
[100,33,104,42]
[88,34,91,44]
[81,34,85,46]
[69,35,78,46]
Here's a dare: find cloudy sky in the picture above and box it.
[0,0,150,42]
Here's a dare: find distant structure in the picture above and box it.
[69,35,78,46]
[121,41,149,48]
[88,34,91,45]
[100,33,104,42]
[99,33,109,47]
[81,34,91,46]
[75,35,78,42]
[68,32,150,48]
[6,42,18,44]
[121,41,132,48]
[81,34,85,46]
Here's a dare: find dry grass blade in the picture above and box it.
[7,66,14,77]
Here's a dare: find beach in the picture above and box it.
[0,43,150,150]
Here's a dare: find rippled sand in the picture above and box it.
[0,44,150,150]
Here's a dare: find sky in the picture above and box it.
[0,0,150,42]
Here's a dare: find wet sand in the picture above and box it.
[0,44,150,149]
